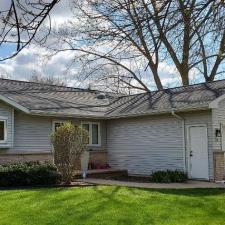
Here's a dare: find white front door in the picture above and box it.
[188,125,209,180]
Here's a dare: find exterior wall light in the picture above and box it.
[216,128,222,138]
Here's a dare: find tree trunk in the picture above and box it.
[153,70,163,90]
[180,66,189,86]
[149,64,163,90]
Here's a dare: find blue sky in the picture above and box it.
[0,0,224,90]
[0,44,16,59]
[0,0,80,85]
[0,0,186,90]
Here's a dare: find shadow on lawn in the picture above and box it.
[1,186,225,225]
[127,187,225,197]
[91,186,225,224]
[1,184,225,197]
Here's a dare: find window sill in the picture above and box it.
[0,144,11,148]
[87,145,101,148]
[88,150,107,153]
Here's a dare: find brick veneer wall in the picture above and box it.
[0,152,53,164]
[214,151,225,182]
[0,151,107,166]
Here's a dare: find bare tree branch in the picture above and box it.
[0,0,60,61]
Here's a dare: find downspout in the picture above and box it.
[171,109,187,173]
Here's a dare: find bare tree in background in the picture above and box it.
[51,0,164,92]
[29,73,66,86]
[0,73,11,79]
[150,0,225,85]
[0,0,60,61]
[48,0,225,92]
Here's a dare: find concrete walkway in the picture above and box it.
[83,178,225,189]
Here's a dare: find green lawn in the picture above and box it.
[0,186,225,225]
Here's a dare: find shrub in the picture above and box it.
[0,161,61,187]
[151,170,188,183]
[51,123,89,184]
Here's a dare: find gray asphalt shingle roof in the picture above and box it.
[106,81,225,117]
[1,78,225,118]
[0,79,111,118]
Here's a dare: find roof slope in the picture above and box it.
[1,78,225,118]
[0,78,113,117]
[106,80,225,117]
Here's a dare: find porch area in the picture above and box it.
[75,168,128,179]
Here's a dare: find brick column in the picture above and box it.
[214,152,225,182]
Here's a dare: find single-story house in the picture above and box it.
[1,78,225,181]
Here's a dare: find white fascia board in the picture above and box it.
[209,94,225,109]
[0,94,30,114]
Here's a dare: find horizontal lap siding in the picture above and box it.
[13,112,52,152]
[211,100,225,180]
[0,101,13,148]
[212,99,225,151]
[12,113,107,153]
[107,116,184,175]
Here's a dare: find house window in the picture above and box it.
[52,121,68,132]
[81,122,101,146]
[0,119,7,142]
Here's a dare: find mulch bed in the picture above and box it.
[0,181,96,190]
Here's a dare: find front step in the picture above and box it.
[75,169,128,179]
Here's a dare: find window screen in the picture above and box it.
[0,121,5,141]
[92,124,99,145]
[82,123,100,145]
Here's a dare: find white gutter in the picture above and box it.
[171,109,187,172]
[107,106,209,119]
[0,94,30,114]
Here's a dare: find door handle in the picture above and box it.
[190,151,193,157]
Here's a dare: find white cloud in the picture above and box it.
[0,0,184,91]
[0,44,83,86]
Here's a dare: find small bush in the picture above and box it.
[0,161,61,187]
[51,123,88,184]
[151,170,188,183]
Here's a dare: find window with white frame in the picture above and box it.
[0,119,7,142]
[52,121,68,132]
[81,122,100,146]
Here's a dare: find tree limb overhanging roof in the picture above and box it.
[0,78,225,118]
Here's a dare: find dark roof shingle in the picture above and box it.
[1,78,225,118]
[106,80,225,117]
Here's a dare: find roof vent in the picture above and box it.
[97,93,106,99]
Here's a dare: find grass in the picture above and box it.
[0,186,225,225]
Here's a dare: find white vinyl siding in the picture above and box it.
[212,99,225,151]
[107,115,184,175]
[0,110,107,153]
[107,111,214,179]
[13,112,53,152]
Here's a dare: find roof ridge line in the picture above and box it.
[0,78,121,95]
[116,79,225,99]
